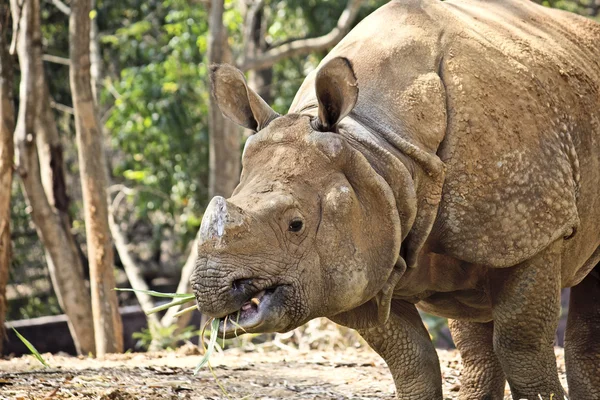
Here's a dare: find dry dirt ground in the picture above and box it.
[0,346,567,400]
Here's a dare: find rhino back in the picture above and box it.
[292,0,600,275]
[434,0,600,276]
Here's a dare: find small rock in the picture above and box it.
[98,389,138,400]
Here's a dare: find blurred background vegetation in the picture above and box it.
[4,0,599,353]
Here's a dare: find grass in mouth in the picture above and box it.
[195,317,220,373]
[114,288,221,374]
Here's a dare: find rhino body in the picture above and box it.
[193,0,600,399]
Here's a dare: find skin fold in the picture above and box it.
[192,0,600,398]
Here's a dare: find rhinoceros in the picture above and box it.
[191,0,600,398]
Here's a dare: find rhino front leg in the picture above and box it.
[358,299,443,400]
[565,262,600,400]
[491,240,566,400]
[448,320,506,400]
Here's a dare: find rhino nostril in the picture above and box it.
[232,278,253,291]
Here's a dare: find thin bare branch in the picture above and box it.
[9,0,25,55]
[49,100,74,114]
[42,53,70,65]
[104,79,121,99]
[238,0,364,72]
[207,0,240,198]
[48,0,71,15]
[90,0,101,102]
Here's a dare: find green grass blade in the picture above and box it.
[229,319,246,337]
[114,288,195,299]
[146,297,196,315]
[172,304,198,318]
[12,328,49,368]
[194,318,220,374]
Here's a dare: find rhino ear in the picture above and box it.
[315,57,359,131]
[210,64,279,131]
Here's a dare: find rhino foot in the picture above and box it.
[449,320,505,400]
[490,240,566,400]
[565,261,600,400]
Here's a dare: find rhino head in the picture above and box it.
[191,57,407,336]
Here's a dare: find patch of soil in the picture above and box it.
[0,346,566,399]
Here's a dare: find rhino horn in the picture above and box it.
[199,196,247,245]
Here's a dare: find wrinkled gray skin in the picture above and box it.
[191,0,600,399]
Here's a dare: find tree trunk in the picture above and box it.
[69,0,123,355]
[245,4,272,139]
[208,0,241,198]
[0,4,15,354]
[35,42,86,291]
[34,84,87,290]
[36,85,71,216]
[249,68,273,104]
[11,0,96,355]
[246,5,272,105]
[87,1,160,346]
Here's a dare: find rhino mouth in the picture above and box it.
[217,285,285,337]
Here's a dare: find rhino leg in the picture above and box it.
[491,240,565,399]
[358,299,443,400]
[448,320,506,400]
[565,262,600,400]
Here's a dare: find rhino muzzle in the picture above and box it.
[192,196,296,336]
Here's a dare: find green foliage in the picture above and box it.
[133,324,199,351]
[266,0,387,114]
[267,0,386,40]
[224,0,245,54]
[98,0,390,254]
[538,0,600,19]
[103,0,210,246]
[40,2,71,106]
[8,183,62,321]
[17,297,62,320]
[421,313,453,346]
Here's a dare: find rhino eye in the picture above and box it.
[288,219,304,232]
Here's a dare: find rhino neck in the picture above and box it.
[339,115,446,269]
